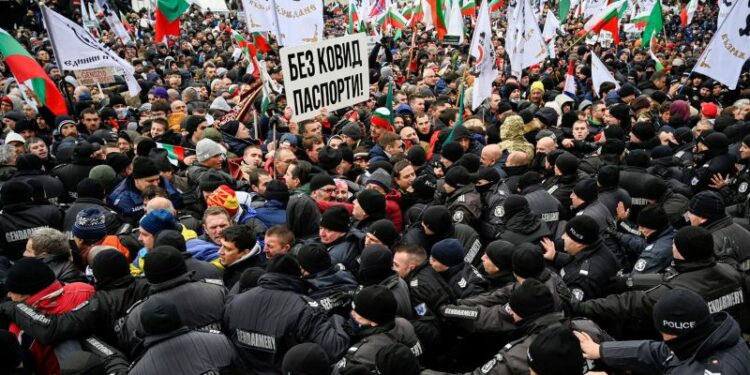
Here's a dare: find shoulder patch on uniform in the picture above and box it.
[414,302,427,316]
[691,177,699,186]
[457,194,466,203]
[409,279,419,288]
[452,211,464,223]
[634,259,647,272]
[644,244,654,252]
[480,358,497,373]
[547,185,559,194]
[740,182,748,193]
[202,278,225,286]
[572,288,585,301]
[458,278,467,288]
[300,295,320,308]
[494,206,504,217]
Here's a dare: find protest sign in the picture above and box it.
[74,67,116,86]
[280,33,369,122]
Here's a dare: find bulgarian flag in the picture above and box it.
[0,28,66,115]
[680,0,698,27]
[157,142,186,166]
[577,0,625,45]
[461,0,476,17]
[641,0,662,48]
[410,2,425,27]
[349,0,360,33]
[252,32,271,54]
[488,0,503,12]
[558,0,570,23]
[379,6,408,31]
[234,32,260,77]
[155,0,191,42]
[427,0,448,38]
[649,49,666,71]
[631,11,650,29]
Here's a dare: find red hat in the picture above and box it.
[371,108,394,132]
[206,185,239,217]
[701,102,718,119]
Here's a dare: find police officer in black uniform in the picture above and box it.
[517,172,564,237]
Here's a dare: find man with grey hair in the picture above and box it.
[25,227,85,283]
[0,143,17,189]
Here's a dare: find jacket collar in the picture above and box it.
[27,281,64,308]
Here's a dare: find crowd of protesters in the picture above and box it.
[1,0,750,374]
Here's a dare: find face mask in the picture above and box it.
[115,107,128,120]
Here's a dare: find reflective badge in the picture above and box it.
[453,211,464,223]
[458,278,467,288]
[572,288,585,301]
[415,303,427,316]
[740,182,749,193]
[644,244,654,252]
[480,358,497,374]
[691,177,699,186]
[547,185,559,194]
[494,206,505,217]
[634,259,647,272]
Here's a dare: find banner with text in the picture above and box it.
[281,33,369,122]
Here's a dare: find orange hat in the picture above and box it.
[207,185,239,217]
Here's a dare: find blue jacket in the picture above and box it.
[108,176,182,224]
[368,144,389,163]
[254,200,287,229]
[186,238,221,261]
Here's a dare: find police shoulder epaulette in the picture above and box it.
[502,335,526,351]
[300,295,320,308]
[125,298,147,315]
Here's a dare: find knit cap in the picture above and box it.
[73,208,107,241]
[431,239,464,267]
[207,185,239,217]
[5,257,56,295]
[139,209,178,235]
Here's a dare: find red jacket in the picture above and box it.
[10,281,95,375]
[316,194,403,232]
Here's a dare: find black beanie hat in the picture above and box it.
[555,153,579,175]
[135,138,157,157]
[573,178,598,202]
[688,191,726,221]
[132,157,160,179]
[637,205,669,231]
[15,154,43,171]
[183,115,205,137]
[457,153,481,173]
[476,166,501,185]
[517,171,543,191]
[266,254,302,277]
[609,103,631,124]
[154,230,187,252]
[1,180,32,205]
[484,240,515,270]
[367,219,399,247]
[511,245,545,279]
[238,267,265,292]
[626,149,650,168]
[318,146,343,171]
[76,178,105,199]
[282,343,330,375]
[358,245,394,286]
[603,125,625,141]
[596,165,620,188]
[444,166,472,188]
[375,343,421,375]
[143,246,189,284]
[441,141,464,163]
[265,180,290,203]
[354,285,397,324]
[422,205,453,234]
[632,121,656,141]
[600,139,626,155]
[509,278,554,318]
[528,326,585,375]
[199,171,228,192]
[297,243,332,274]
[545,149,565,167]
[406,145,426,166]
[565,215,600,245]
[673,226,714,261]
[356,189,386,216]
[220,120,241,137]
[643,177,668,200]
[320,205,351,232]
[503,195,529,219]
[140,295,183,335]
[561,111,578,129]
[412,174,437,199]
[92,249,130,286]
[653,288,711,336]
[431,239,465,267]
[5,257,56,295]
[310,173,336,192]
[106,152,132,174]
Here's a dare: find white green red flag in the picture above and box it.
[558,0,570,22]
[157,142,186,166]
[461,0,476,17]
[426,0,448,38]
[578,0,626,45]
[0,28,67,115]
[641,0,662,48]
[155,0,191,42]
[488,0,503,12]
[649,49,665,71]
[349,0,361,33]
[378,5,408,31]
[680,0,698,27]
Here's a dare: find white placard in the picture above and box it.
[281,33,370,122]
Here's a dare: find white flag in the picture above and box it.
[584,0,608,19]
[470,0,497,110]
[591,52,619,97]
[542,11,562,58]
[276,0,324,47]
[507,0,546,78]
[694,0,750,89]
[40,5,140,96]
[719,0,735,27]
[95,0,131,44]
[242,0,278,36]
[421,0,434,30]
[446,0,464,43]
